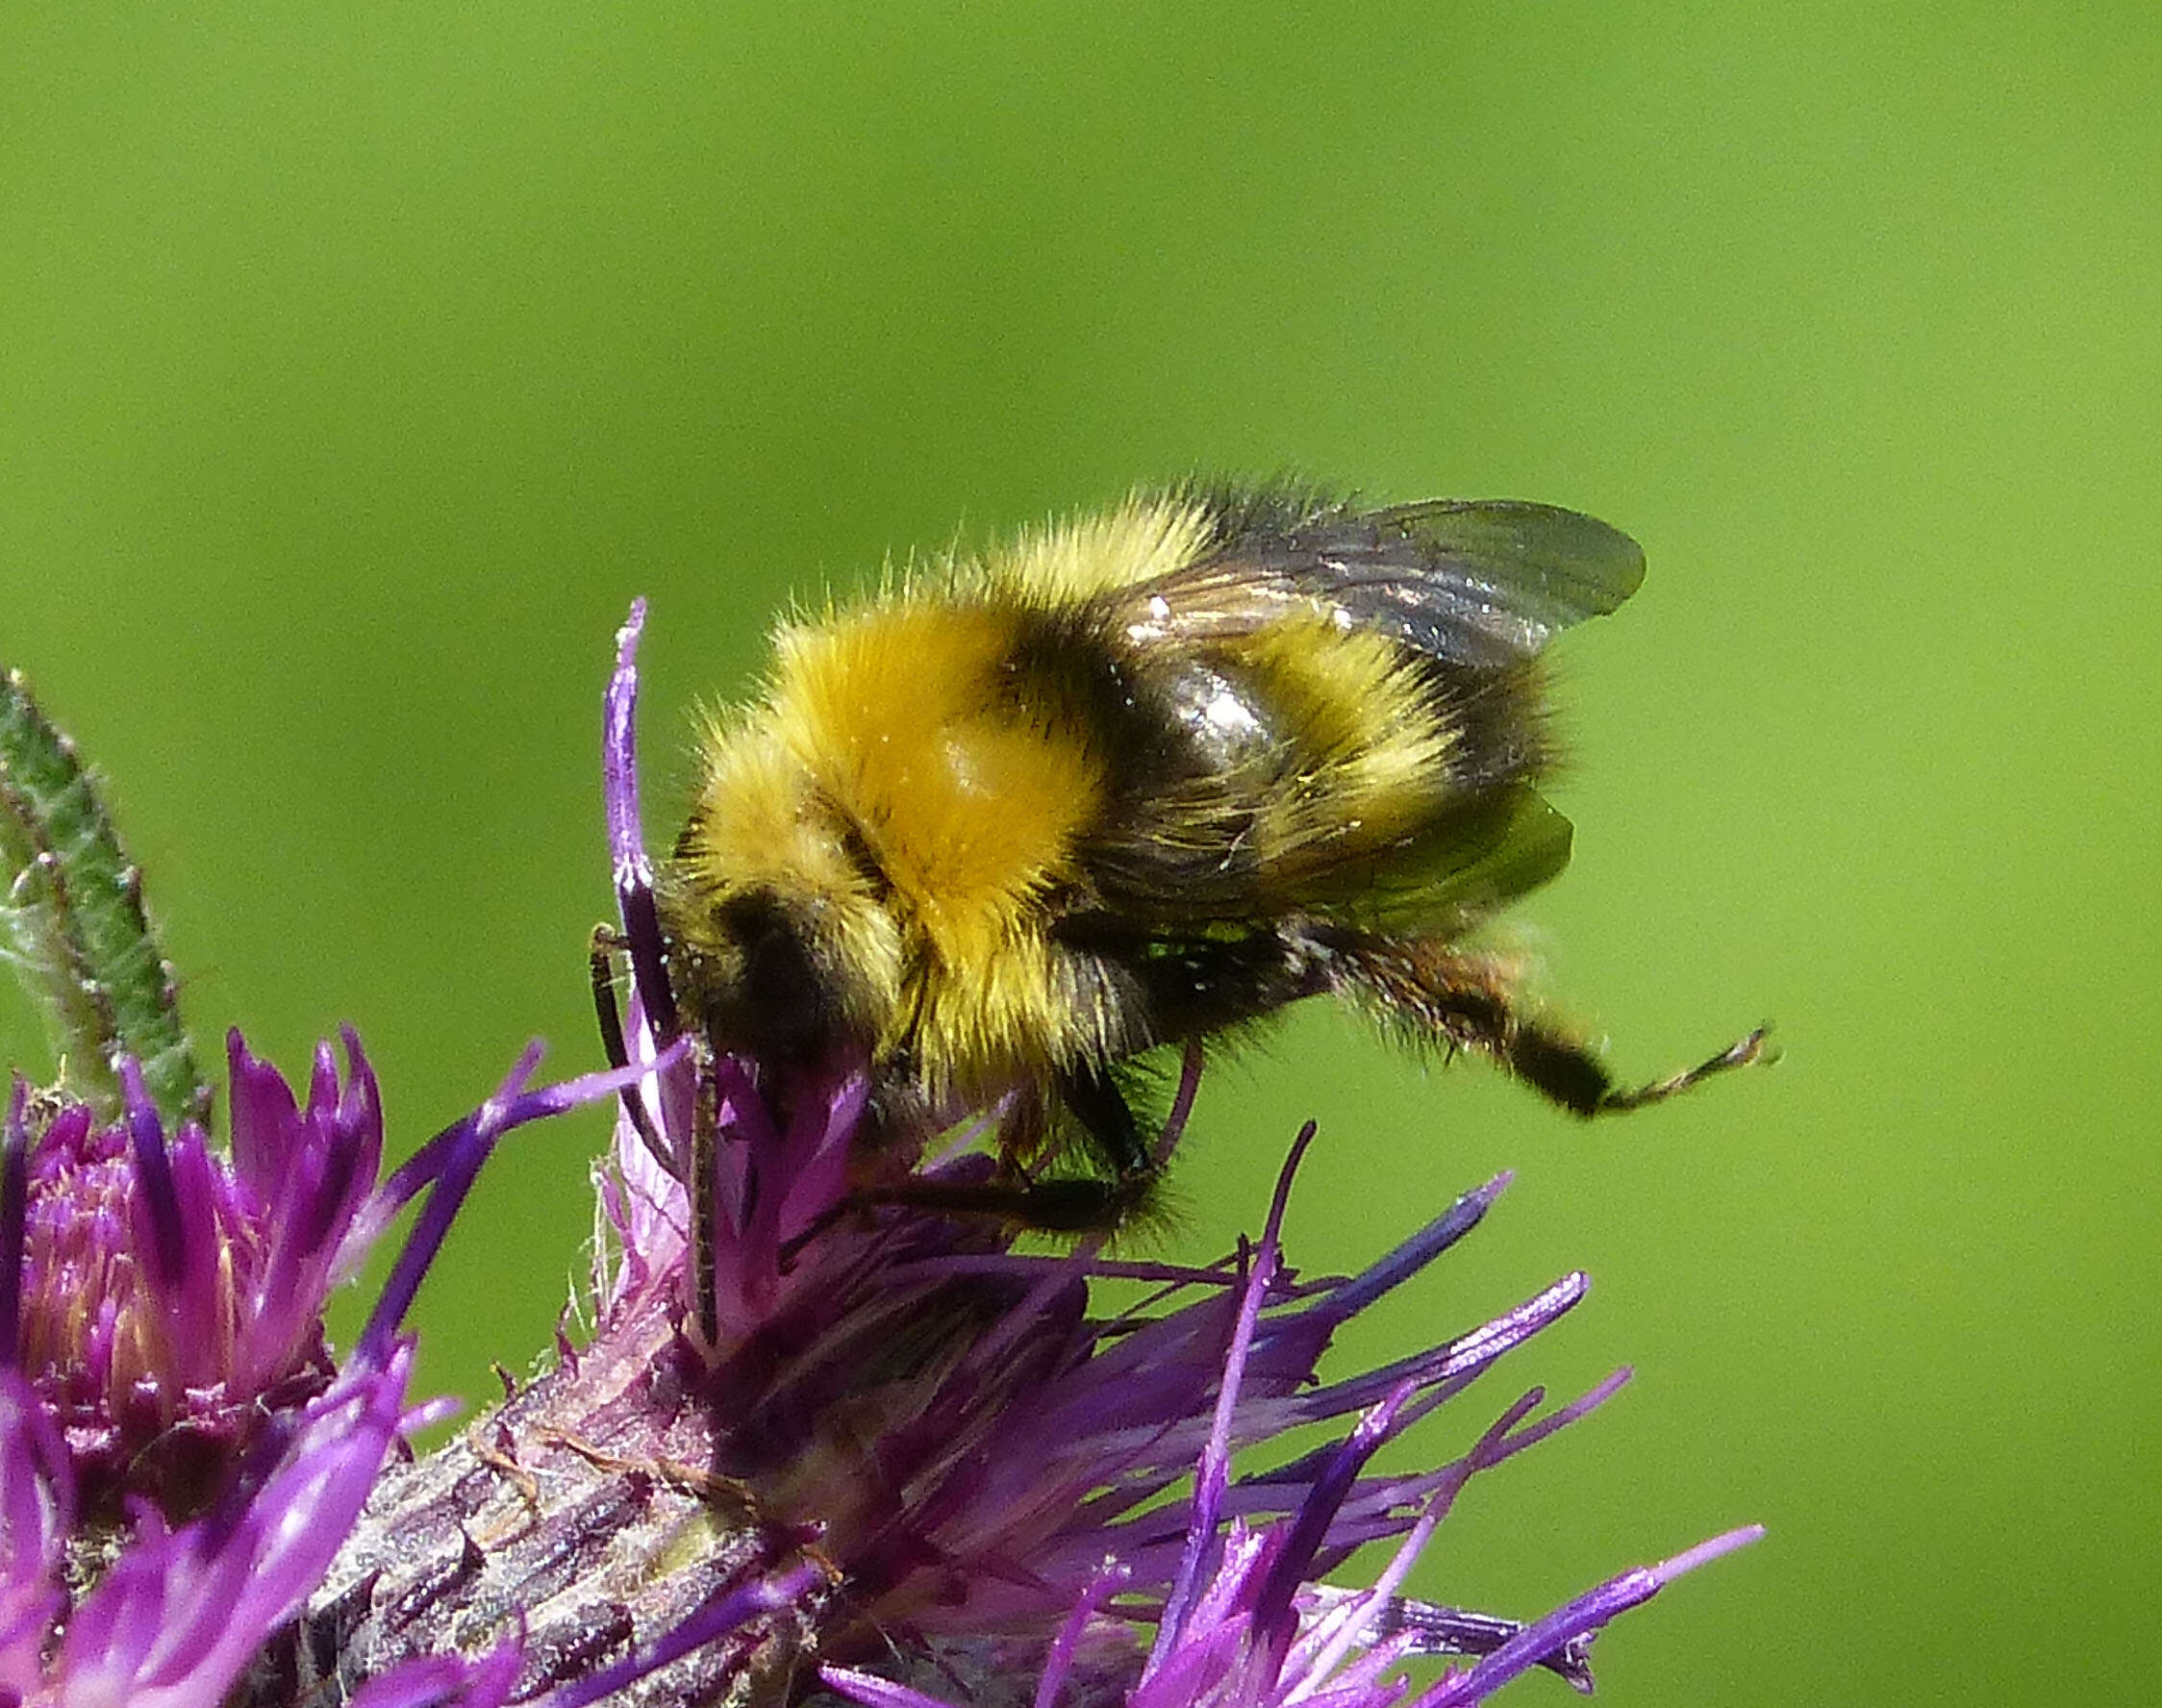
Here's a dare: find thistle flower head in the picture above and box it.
[818,1146,1766,1708]
[0,959,658,1708]
[2,1031,386,1518]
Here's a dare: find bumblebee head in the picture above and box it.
[659,868,906,1069]
[672,887,826,1062]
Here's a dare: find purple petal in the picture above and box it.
[1148,1122,1313,1676]
[0,1080,27,1369]
[1311,1172,1511,1324]
[0,1371,69,1688]
[57,1348,415,1708]
[602,599,677,1041]
[1035,1563,1131,1708]
[119,1059,185,1287]
[1284,1271,1590,1425]
[142,1122,230,1382]
[346,1645,524,1708]
[1416,1526,1766,1706]
[225,1029,302,1200]
[820,1666,959,1708]
[1251,1382,1416,1668]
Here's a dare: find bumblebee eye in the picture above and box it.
[716,891,829,1061]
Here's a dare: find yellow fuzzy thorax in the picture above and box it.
[679,499,1219,1089]
[777,600,1101,953]
[984,491,1216,598]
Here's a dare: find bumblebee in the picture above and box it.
[638,482,1760,1235]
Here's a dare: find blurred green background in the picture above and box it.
[5,3,2156,1702]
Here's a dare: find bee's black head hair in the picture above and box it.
[693,889,836,1066]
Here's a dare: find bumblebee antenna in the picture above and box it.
[589,924,671,1175]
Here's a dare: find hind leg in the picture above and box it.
[1318,933,1767,1117]
[830,1068,1161,1239]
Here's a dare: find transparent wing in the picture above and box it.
[1317,784,1575,929]
[1114,498,1645,668]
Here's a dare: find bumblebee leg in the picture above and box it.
[1325,936,1766,1118]
[594,925,731,1343]
[1060,1060,1150,1179]
[589,924,632,1067]
[847,1172,1156,1236]
[805,1070,1160,1242]
[1593,1025,1772,1110]
[1053,917,1328,1042]
[690,1047,719,1349]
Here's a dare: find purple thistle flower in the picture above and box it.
[0,1004,668,1705]
[1,1034,388,1517]
[0,1345,416,1708]
[817,1149,1764,1708]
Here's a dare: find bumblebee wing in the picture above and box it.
[1330,783,1575,928]
[1116,498,1645,667]
[1067,495,1623,927]
[1085,775,1574,927]
[1055,785,1574,1044]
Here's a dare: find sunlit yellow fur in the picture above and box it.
[645,485,1755,1228]
[676,492,1476,1105]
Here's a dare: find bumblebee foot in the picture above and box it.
[1595,1024,1773,1114]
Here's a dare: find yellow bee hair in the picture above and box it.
[655,481,1763,1229]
